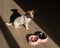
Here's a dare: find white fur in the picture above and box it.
[6,11,34,29]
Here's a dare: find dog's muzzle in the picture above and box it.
[30,17,34,19]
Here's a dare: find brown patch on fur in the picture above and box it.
[32,10,35,16]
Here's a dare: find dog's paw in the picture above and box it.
[26,27,29,29]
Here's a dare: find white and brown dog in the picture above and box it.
[6,10,35,29]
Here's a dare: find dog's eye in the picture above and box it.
[25,13,31,18]
[32,12,35,15]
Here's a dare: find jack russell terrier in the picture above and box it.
[6,9,35,29]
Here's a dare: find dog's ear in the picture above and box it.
[27,10,30,13]
[31,10,36,16]
[32,10,36,13]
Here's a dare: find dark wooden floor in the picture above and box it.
[0,0,60,48]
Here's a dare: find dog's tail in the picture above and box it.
[6,22,12,25]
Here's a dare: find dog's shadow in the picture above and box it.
[9,9,21,23]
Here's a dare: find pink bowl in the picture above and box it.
[28,35,40,45]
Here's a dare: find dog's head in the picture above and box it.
[26,10,35,19]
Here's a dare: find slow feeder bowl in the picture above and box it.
[34,31,48,43]
[28,35,40,45]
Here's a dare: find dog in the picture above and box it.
[6,10,35,29]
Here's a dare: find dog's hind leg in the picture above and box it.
[13,22,21,28]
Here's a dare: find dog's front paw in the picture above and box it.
[26,27,29,29]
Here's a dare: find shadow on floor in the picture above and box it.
[9,9,21,24]
[0,16,20,48]
[13,0,60,46]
